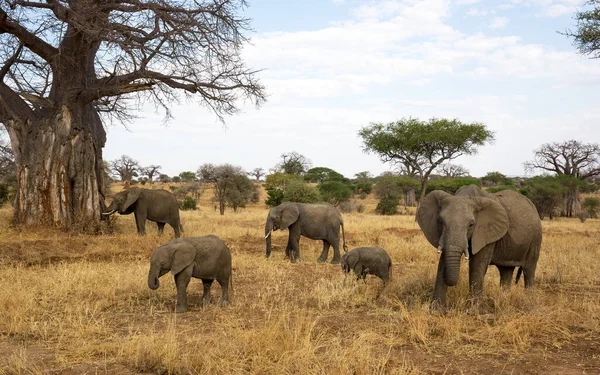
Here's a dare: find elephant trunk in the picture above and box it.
[265,220,273,258]
[443,245,464,287]
[148,264,160,290]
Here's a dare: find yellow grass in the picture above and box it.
[0,186,599,374]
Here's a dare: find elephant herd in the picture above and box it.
[103,184,542,313]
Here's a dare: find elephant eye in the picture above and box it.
[468,221,475,228]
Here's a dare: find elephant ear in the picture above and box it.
[170,242,196,275]
[471,197,509,254]
[416,190,452,248]
[280,204,300,230]
[346,251,360,271]
[122,188,141,212]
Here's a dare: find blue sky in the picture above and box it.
[103,0,599,179]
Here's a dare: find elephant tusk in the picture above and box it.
[464,248,470,260]
[265,230,272,239]
[101,210,117,216]
[437,245,442,254]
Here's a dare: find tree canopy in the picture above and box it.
[304,167,345,183]
[564,1,600,58]
[274,152,312,175]
[359,117,494,203]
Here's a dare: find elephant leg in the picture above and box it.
[522,264,537,288]
[157,222,166,236]
[431,256,448,311]
[134,212,147,236]
[174,265,193,313]
[497,266,515,289]
[217,277,229,307]
[468,244,494,298]
[288,224,301,263]
[284,236,293,260]
[172,221,181,238]
[330,238,341,265]
[201,279,214,306]
[317,240,330,263]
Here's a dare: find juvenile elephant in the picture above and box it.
[341,247,392,284]
[265,202,348,264]
[147,235,232,313]
[102,187,183,238]
[416,185,542,310]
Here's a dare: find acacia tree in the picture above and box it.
[0,0,265,229]
[197,163,251,215]
[359,118,494,204]
[524,140,600,216]
[110,155,139,182]
[563,1,600,58]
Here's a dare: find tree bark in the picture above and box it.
[5,105,106,231]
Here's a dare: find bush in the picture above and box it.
[282,181,322,203]
[0,184,10,205]
[582,197,600,218]
[338,201,353,213]
[376,198,399,215]
[179,196,197,211]
[356,204,365,213]
[486,184,518,194]
[317,181,352,206]
[520,176,566,219]
[426,178,481,194]
[356,181,373,195]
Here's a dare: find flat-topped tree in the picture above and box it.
[0,0,265,230]
[359,118,494,205]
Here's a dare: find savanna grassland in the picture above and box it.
[0,185,599,374]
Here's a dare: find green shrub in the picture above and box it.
[0,184,10,205]
[317,181,352,206]
[426,178,481,194]
[376,198,399,215]
[582,197,600,218]
[486,184,518,194]
[356,181,373,195]
[282,181,322,203]
[179,196,197,211]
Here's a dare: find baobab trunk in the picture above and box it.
[5,105,106,231]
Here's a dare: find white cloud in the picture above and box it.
[466,8,496,16]
[500,0,584,18]
[489,16,510,29]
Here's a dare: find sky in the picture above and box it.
[102,0,599,179]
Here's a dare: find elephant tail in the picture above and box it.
[515,267,523,285]
[341,221,348,253]
[229,271,234,293]
[180,223,185,233]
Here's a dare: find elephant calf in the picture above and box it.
[341,247,392,285]
[148,235,232,313]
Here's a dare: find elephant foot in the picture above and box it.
[219,300,229,307]
[202,298,211,307]
[317,257,327,263]
[429,300,446,315]
[330,258,340,265]
[175,305,187,313]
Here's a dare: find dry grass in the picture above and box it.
[1,187,599,374]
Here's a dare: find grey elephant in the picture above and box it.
[102,187,183,238]
[265,202,348,264]
[148,235,232,313]
[416,184,542,310]
[341,247,392,284]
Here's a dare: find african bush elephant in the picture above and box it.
[102,187,183,238]
[416,184,542,310]
[264,202,348,264]
[341,247,392,284]
[147,235,232,313]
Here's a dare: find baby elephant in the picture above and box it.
[147,235,232,312]
[341,247,392,284]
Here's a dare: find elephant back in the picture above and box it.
[493,190,541,247]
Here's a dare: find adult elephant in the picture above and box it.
[102,187,183,238]
[416,184,542,309]
[265,202,348,264]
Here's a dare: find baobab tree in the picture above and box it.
[0,0,265,230]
